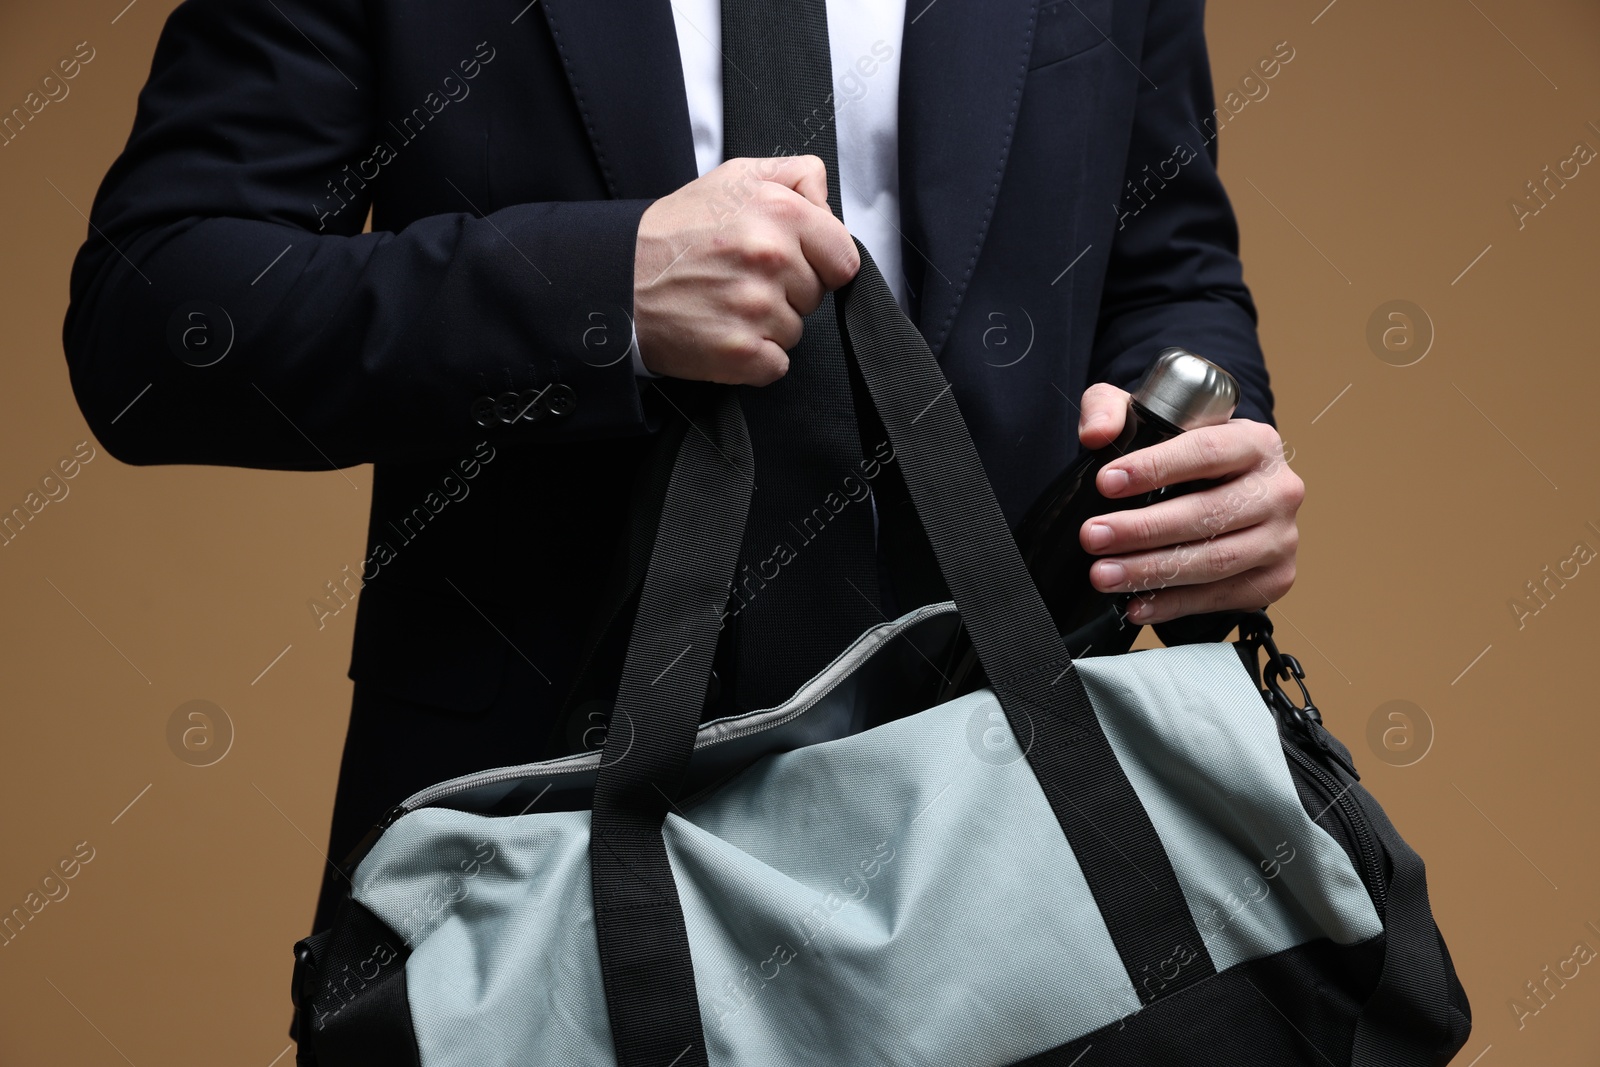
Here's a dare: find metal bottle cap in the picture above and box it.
[1132,347,1240,431]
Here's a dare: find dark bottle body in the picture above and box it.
[1017,398,1187,641]
[936,400,1187,701]
[935,346,1242,703]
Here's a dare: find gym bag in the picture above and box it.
[290,241,1472,1066]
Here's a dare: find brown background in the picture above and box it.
[2,0,1596,1063]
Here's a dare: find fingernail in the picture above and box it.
[1094,560,1126,589]
[1101,468,1128,495]
[1126,598,1149,621]
[1085,522,1114,550]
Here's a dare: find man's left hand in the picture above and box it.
[1076,382,1304,626]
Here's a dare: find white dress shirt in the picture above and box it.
[633,0,909,376]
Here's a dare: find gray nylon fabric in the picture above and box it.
[352,638,1382,1066]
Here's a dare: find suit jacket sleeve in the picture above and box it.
[63,0,657,470]
[1088,0,1277,428]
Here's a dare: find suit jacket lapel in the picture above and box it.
[537,0,701,199]
[897,0,1040,356]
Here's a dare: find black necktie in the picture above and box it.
[719,0,883,711]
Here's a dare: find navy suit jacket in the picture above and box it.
[64,0,1274,929]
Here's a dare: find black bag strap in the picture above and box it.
[1351,783,1473,1064]
[588,242,1211,1066]
[833,240,1213,996]
[589,387,753,1067]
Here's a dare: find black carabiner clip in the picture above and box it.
[1235,610,1320,733]
[1265,649,1320,732]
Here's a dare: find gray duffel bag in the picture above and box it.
[290,243,1471,1066]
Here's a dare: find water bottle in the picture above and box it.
[937,347,1240,701]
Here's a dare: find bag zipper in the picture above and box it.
[1281,736,1388,919]
[397,600,959,814]
[332,603,960,879]
[1241,613,1389,920]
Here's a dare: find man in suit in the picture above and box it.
[64,0,1304,943]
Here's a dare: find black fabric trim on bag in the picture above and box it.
[1275,725,1470,1064]
[1016,935,1387,1066]
[1341,773,1473,1063]
[291,894,419,1067]
[1231,615,1472,1066]
[588,390,755,1067]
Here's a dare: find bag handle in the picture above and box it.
[588,243,1212,1066]
[587,385,752,1067]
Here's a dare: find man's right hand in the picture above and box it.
[632,155,861,385]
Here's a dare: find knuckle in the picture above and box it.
[1282,471,1307,511]
[1193,430,1228,469]
[1081,382,1125,414]
[737,234,789,271]
[1147,550,1180,588]
[1257,426,1291,470]
[755,181,797,216]
[1136,453,1166,491]
[1267,563,1296,601]
[777,315,804,351]
[837,236,861,277]
[1202,497,1232,536]
[1126,510,1161,548]
[1260,422,1287,454]
[794,280,825,317]
[749,156,783,182]
[757,351,790,384]
[1194,582,1222,612]
[1211,582,1238,612]
[730,279,775,320]
[1280,523,1301,560]
[1128,567,1158,595]
[1209,539,1243,577]
[726,331,767,367]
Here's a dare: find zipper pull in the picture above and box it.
[1306,719,1361,781]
